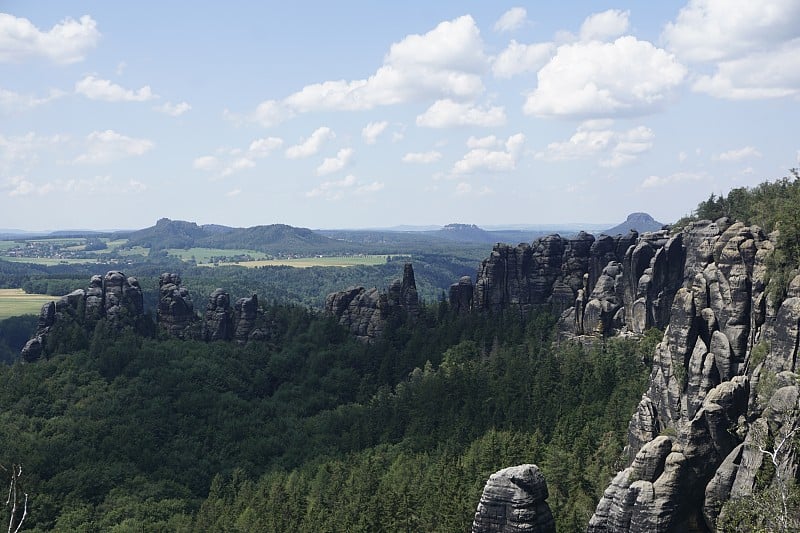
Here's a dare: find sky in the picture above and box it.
[1,1,799,231]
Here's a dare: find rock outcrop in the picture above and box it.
[203,288,234,342]
[472,464,556,533]
[233,294,264,343]
[449,276,474,315]
[157,273,198,339]
[22,271,144,361]
[325,263,419,343]
[465,229,682,337]
[21,271,275,358]
[586,219,800,532]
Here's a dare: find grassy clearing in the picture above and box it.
[205,255,400,268]
[0,241,20,251]
[1,257,98,266]
[0,289,58,319]
[166,248,270,262]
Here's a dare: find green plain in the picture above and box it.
[0,289,58,319]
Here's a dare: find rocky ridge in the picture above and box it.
[20,271,275,360]
[324,262,420,343]
[467,219,799,531]
[21,271,146,361]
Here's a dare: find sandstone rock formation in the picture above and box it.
[20,271,274,358]
[203,288,234,342]
[467,228,681,338]
[472,464,555,533]
[22,271,145,361]
[325,263,419,342]
[157,273,199,339]
[586,219,800,532]
[233,294,264,343]
[449,276,474,314]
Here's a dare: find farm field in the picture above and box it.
[1,257,98,266]
[206,254,401,268]
[0,288,58,319]
[166,247,270,262]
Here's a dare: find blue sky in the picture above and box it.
[1,1,799,231]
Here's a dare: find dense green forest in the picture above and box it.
[0,300,655,531]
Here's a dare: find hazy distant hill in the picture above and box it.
[123,218,365,254]
[602,212,664,235]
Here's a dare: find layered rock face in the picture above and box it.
[157,273,198,339]
[21,272,272,359]
[203,288,234,342]
[472,464,555,533]
[462,229,682,338]
[325,263,420,343]
[588,219,800,532]
[21,271,144,361]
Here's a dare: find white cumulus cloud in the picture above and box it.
[416,99,506,128]
[248,15,488,124]
[76,75,156,102]
[492,40,555,78]
[452,133,525,175]
[73,130,154,165]
[362,121,389,144]
[663,0,800,100]
[663,0,800,63]
[0,87,64,113]
[494,7,527,33]
[713,146,762,161]
[285,127,335,159]
[154,101,191,116]
[316,148,354,176]
[579,9,630,41]
[524,36,687,118]
[5,175,146,197]
[536,121,654,167]
[249,137,283,157]
[0,14,100,64]
[306,174,357,199]
[221,157,255,177]
[640,171,709,189]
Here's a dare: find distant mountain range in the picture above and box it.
[2,213,666,252]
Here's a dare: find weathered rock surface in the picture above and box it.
[586,218,800,532]
[22,271,145,361]
[472,464,555,533]
[233,294,263,343]
[20,271,275,359]
[157,273,199,339]
[326,263,420,342]
[469,228,685,338]
[203,288,234,342]
[449,276,474,314]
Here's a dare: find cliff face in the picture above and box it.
[325,263,419,343]
[458,228,680,338]
[587,220,800,532]
[467,219,799,531]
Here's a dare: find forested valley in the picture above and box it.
[0,291,655,531]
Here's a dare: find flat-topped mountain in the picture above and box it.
[603,212,664,235]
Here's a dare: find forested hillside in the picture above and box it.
[0,299,654,531]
